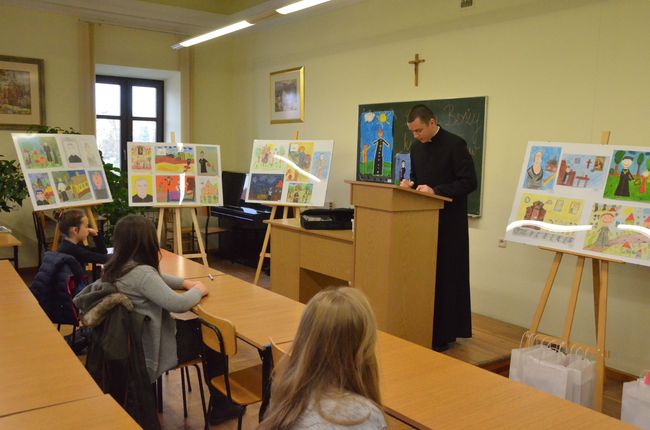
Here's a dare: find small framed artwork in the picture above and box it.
[270,66,304,124]
[0,55,45,130]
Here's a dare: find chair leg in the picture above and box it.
[186,367,192,392]
[181,367,188,418]
[193,364,208,430]
[237,414,243,430]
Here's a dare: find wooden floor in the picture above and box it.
[25,255,630,429]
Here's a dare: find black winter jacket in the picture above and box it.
[29,251,84,325]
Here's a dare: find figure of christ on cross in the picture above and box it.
[372,128,390,176]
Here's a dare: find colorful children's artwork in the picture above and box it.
[286,182,313,204]
[88,170,110,200]
[510,193,584,246]
[196,146,220,176]
[51,170,93,203]
[12,134,111,210]
[155,145,195,174]
[198,177,221,205]
[523,145,561,191]
[394,153,411,183]
[60,136,85,167]
[358,111,394,182]
[127,142,222,207]
[288,142,314,171]
[131,175,154,205]
[251,141,286,171]
[249,174,284,202]
[27,172,57,208]
[311,152,331,180]
[556,154,609,191]
[15,135,63,169]
[603,150,650,202]
[246,139,334,206]
[156,175,182,203]
[130,144,154,171]
[583,203,650,260]
[508,141,650,267]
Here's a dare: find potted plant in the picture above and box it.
[0,155,28,213]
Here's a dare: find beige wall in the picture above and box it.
[0,5,183,267]
[189,0,650,374]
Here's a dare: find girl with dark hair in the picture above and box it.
[57,209,110,270]
[101,214,208,381]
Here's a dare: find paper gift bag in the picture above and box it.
[566,353,595,408]
[621,379,650,429]
[509,344,544,382]
[521,346,570,399]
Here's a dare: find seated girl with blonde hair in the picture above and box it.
[260,287,386,429]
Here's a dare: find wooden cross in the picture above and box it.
[409,53,426,86]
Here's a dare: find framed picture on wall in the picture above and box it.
[270,66,304,124]
[0,55,45,130]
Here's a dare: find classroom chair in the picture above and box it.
[155,358,208,428]
[196,308,262,430]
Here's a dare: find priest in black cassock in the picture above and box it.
[401,104,477,352]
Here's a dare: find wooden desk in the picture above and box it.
[0,233,21,269]
[268,218,353,303]
[159,249,224,279]
[196,274,304,348]
[376,331,631,429]
[0,395,140,429]
[0,262,102,417]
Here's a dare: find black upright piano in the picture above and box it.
[210,171,273,268]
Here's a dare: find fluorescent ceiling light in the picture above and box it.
[176,20,253,48]
[276,0,331,15]
[505,220,593,233]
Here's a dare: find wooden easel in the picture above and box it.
[253,130,305,286]
[524,131,619,412]
[154,132,209,267]
[50,205,99,250]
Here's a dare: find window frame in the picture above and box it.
[95,75,164,168]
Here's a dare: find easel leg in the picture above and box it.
[174,208,183,255]
[84,207,98,230]
[594,261,609,412]
[156,208,165,244]
[254,206,277,286]
[592,259,601,333]
[528,252,563,344]
[190,208,209,267]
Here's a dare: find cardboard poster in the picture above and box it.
[506,141,650,267]
[12,133,113,210]
[246,139,334,206]
[127,142,223,207]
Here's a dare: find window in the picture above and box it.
[95,76,164,169]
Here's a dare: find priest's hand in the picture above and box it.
[399,179,414,188]
[416,184,435,194]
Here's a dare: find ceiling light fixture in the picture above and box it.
[172,20,253,49]
[276,0,331,15]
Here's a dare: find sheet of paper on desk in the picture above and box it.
[0,226,11,233]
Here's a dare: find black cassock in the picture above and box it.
[409,127,477,348]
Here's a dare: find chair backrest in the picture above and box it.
[270,338,289,366]
[195,305,238,356]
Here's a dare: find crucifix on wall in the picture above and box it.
[409,53,426,87]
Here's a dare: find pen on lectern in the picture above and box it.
[208,274,214,281]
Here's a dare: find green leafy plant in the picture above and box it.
[28,125,80,135]
[0,155,28,212]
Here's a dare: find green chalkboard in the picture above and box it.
[357,96,486,216]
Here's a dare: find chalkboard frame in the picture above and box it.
[357,96,487,217]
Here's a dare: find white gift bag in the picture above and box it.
[565,353,595,408]
[509,344,544,382]
[521,346,570,399]
[621,379,650,430]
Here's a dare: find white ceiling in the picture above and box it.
[0,0,359,36]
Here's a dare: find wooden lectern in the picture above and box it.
[348,181,449,347]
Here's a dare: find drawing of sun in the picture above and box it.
[379,112,387,123]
